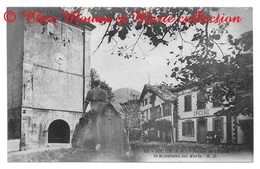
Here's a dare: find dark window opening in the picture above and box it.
[173,100,177,110]
[182,120,195,137]
[143,98,148,106]
[156,106,161,118]
[163,103,171,116]
[184,95,192,112]
[213,118,223,137]
[8,119,15,140]
[150,106,160,120]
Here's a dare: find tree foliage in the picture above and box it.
[88,7,201,57]
[90,68,115,102]
[85,7,252,118]
[121,93,141,135]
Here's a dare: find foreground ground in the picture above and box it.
[8,142,253,162]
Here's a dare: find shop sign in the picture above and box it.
[193,109,209,117]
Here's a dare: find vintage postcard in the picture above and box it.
[6,6,253,163]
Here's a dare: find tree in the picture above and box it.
[83,8,252,118]
[85,8,253,146]
[121,93,141,141]
[87,7,201,57]
[173,31,253,118]
[90,68,115,102]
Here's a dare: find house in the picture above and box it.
[138,83,252,145]
[7,7,95,150]
[177,87,252,144]
[139,84,178,143]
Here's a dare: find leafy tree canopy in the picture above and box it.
[121,93,141,130]
[84,7,252,118]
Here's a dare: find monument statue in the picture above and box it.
[70,78,132,160]
[83,78,108,116]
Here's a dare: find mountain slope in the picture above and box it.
[113,88,140,103]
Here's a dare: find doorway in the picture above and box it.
[48,120,70,143]
[197,119,207,143]
[8,119,15,140]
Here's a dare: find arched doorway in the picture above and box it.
[48,119,70,143]
[8,119,15,140]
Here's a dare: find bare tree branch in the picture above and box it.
[137,43,148,57]
[103,37,118,52]
[91,21,112,56]
[130,28,145,56]
[211,39,225,57]
[118,28,146,56]
[177,29,196,48]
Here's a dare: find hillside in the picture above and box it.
[113,88,140,103]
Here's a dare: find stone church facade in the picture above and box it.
[7,8,95,149]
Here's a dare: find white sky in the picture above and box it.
[90,8,252,92]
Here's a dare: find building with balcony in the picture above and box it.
[139,84,177,143]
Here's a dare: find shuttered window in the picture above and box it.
[156,106,161,118]
[184,95,192,112]
[182,122,185,136]
[182,120,195,137]
[163,103,171,116]
[213,118,223,137]
[150,106,161,120]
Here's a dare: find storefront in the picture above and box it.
[177,89,247,144]
[178,115,227,144]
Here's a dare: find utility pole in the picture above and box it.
[148,74,150,84]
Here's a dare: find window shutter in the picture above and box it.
[157,107,161,118]
[191,121,195,137]
[182,122,186,136]
[185,95,192,111]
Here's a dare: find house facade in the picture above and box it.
[177,88,250,144]
[7,8,95,150]
[139,84,178,143]
[139,83,251,145]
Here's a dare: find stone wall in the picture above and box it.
[7,8,94,149]
[21,20,92,148]
[7,8,24,139]
[21,108,82,149]
[23,20,88,111]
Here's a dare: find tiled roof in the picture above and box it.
[139,84,177,102]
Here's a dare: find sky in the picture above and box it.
[90,7,252,92]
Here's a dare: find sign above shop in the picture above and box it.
[193,109,209,117]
